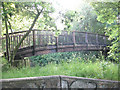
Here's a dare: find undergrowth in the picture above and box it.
[29,51,102,66]
[1,51,119,81]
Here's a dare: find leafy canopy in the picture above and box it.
[91,2,120,61]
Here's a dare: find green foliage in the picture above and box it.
[29,51,101,66]
[2,1,56,33]
[62,2,105,34]
[91,2,120,62]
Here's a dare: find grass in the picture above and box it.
[2,58,119,81]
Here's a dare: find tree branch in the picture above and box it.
[11,8,44,61]
[35,4,40,14]
[24,8,37,16]
[7,20,13,33]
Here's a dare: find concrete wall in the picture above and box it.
[0,75,119,89]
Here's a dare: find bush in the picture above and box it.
[0,56,10,71]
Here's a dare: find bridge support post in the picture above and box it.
[33,30,36,55]
[96,34,98,45]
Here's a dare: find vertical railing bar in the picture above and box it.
[39,31,41,46]
[56,36,58,52]
[104,36,106,46]
[16,35,18,47]
[27,34,29,47]
[37,31,39,46]
[11,36,13,50]
[85,32,88,44]
[73,31,76,48]
[19,35,21,49]
[29,34,31,46]
[23,33,27,47]
[21,35,23,48]
[23,34,25,47]
[15,35,17,48]
[96,34,98,45]
[13,35,15,49]
[8,35,10,53]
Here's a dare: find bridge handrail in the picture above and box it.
[0,37,6,40]
[4,30,28,35]
[3,29,109,37]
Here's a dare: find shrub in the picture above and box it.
[29,51,101,66]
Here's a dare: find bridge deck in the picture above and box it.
[1,29,110,60]
[14,45,108,59]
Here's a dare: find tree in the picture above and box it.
[91,2,120,61]
[2,1,56,65]
[2,2,10,61]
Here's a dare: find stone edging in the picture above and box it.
[0,75,120,88]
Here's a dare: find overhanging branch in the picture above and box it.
[11,8,44,60]
[7,20,13,33]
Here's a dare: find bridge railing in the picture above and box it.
[2,31,33,52]
[2,29,110,55]
[0,37,6,52]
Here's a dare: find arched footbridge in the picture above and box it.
[1,29,110,60]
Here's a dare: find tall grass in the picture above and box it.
[2,58,119,81]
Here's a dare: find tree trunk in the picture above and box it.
[2,2,10,62]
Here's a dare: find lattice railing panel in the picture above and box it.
[75,32,86,44]
[4,31,33,52]
[98,35,105,45]
[87,34,96,45]
[58,32,73,45]
[36,31,56,46]
[0,37,6,52]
